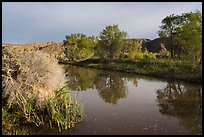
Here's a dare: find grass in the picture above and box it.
[2,46,84,135]
[59,58,202,84]
[47,86,83,132]
[2,86,84,135]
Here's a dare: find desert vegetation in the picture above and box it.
[2,9,202,135]
[60,11,202,84]
[2,46,83,135]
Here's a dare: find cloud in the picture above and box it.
[2,2,202,44]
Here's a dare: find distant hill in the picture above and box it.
[38,42,63,53]
[2,41,63,53]
[125,38,151,46]
[2,38,169,54]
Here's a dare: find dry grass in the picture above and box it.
[2,46,66,109]
[2,46,84,134]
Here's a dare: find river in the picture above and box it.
[31,65,202,135]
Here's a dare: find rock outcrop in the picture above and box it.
[2,37,169,54]
[141,38,168,53]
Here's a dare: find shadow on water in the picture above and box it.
[156,79,202,135]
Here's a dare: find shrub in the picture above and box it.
[158,49,170,58]
[2,46,83,134]
[2,46,66,109]
[128,45,144,60]
[143,49,157,60]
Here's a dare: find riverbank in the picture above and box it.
[59,58,202,84]
[2,46,83,135]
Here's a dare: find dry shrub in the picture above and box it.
[2,46,66,109]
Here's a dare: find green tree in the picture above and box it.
[158,14,180,58]
[96,24,128,61]
[63,33,98,61]
[127,42,144,60]
[179,11,202,65]
[158,10,202,64]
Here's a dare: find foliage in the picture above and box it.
[143,49,157,60]
[126,42,144,60]
[2,46,83,134]
[2,107,30,135]
[178,10,202,64]
[158,10,202,64]
[159,48,170,58]
[46,86,83,132]
[2,46,65,109]
[2,86,83,134]
[158,14,180,58]
[62,33,98,61]
[96,24,127,60]
[66,58,201,84]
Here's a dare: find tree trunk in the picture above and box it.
[170,33,173,58]
[178,45,181,60]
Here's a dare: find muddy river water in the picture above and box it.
[31,65,202,135]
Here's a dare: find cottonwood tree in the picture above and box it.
[96,24,128,61]
[63,33,98,61]
[158,14,180,58]
[179,11,202,66]
[158,10,202,65]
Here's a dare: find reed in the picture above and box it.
[2,46,83,134]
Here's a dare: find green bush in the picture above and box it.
[143,49,157,60]
[128,45,144,60]
[159,49,170,58]
[62,33,97,61]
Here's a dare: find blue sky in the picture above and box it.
[2,2,202,44]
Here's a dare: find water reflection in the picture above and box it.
[64,65,97,91]
[156,80,202,135]
[95,72,127,104]
[63,65,129,104]
[62,65,202,135]
[6,65,202,135]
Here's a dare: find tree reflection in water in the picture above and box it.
[95,72,128,104]
[156,80,202,135]
[63,65,131,105]
[63,65,97,91]
[63,65,202,134]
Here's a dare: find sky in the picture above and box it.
[2,2,202,44]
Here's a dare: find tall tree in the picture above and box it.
[96,24,128,61]
[158,11,202,63]
[158,14,180,58]
[179,11,202,65]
